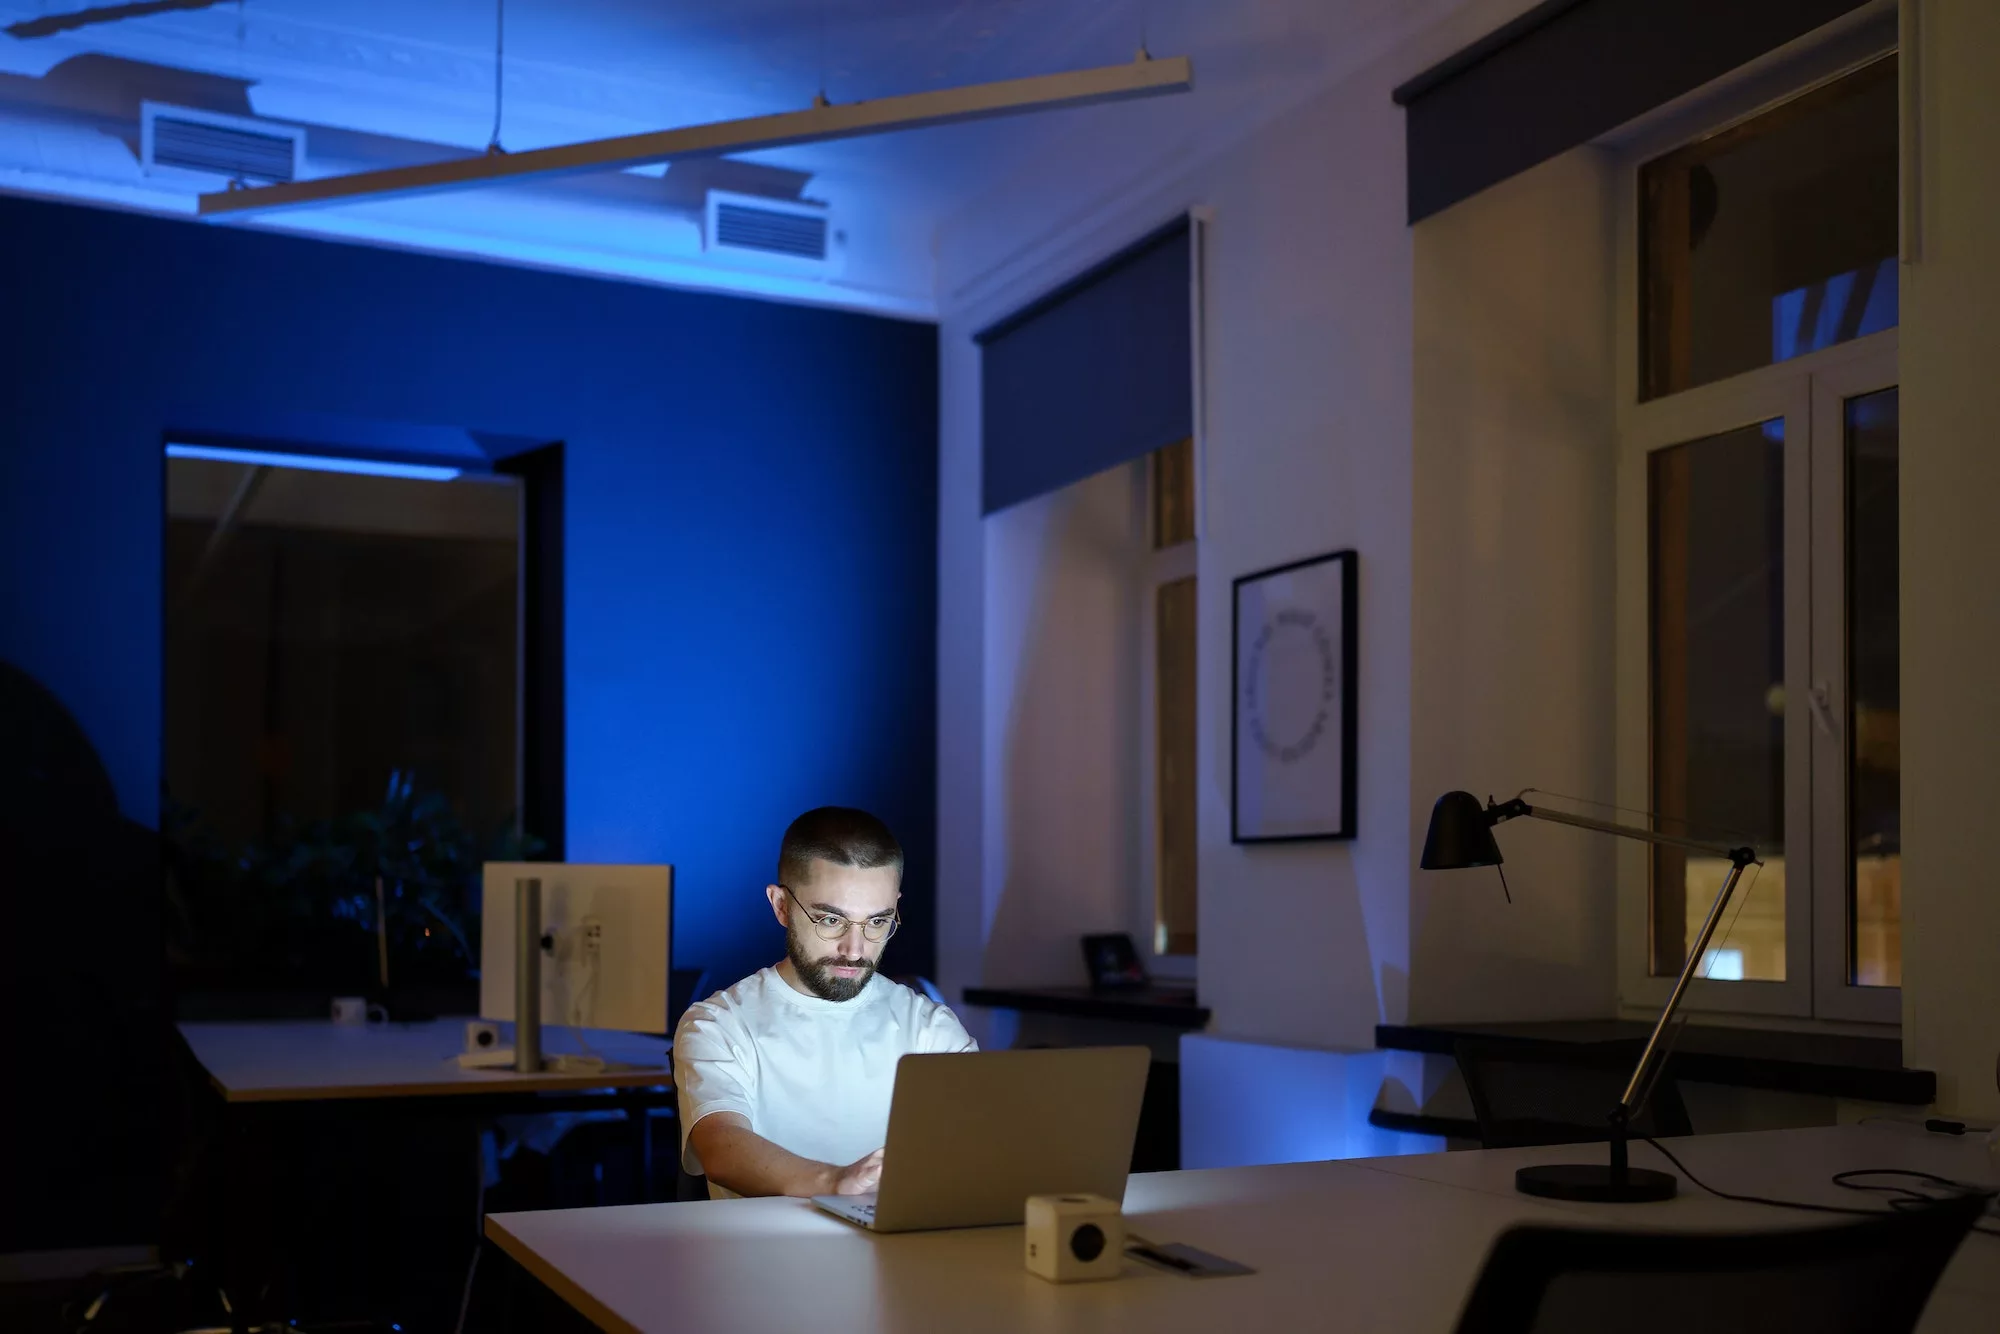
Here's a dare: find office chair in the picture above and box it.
[1452,1190,1992,1334]
[890,973,946,1004]
[1454,1038,1693,1150]
[669,967,713,1032]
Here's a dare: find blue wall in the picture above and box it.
[0,193,939,993]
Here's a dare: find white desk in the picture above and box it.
[484,1124,2000,1333]
[179,1019,676,1331]
[178,1019,671,1101]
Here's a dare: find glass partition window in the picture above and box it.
[166,458,521,845]
[163,453,524,993]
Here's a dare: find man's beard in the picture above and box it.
[787,930,878,1002]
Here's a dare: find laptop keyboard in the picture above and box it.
[856,1201,876,1218]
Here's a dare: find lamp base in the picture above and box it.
[1515,1162,1677,1203]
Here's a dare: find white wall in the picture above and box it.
[936,0,1563,1059]
[1899,0,2000,1119]
[980,462,1146,990]
[1181,1035,1441,1167]
[936,284,991,1043]
[1407,147,1622,1024]
[936,20,1444,1055]
[1189,66,1417,1050]
[937,0,1999,1133]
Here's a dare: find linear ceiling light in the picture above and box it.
[166,443,464,481]
[199,54,1193,218]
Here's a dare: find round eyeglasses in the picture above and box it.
[780,883,900,943]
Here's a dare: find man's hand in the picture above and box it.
[831,1148,884,1195]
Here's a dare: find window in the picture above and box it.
[1843,388,1900,988]
[1620,52,1899,1023]
[1648,420,1787,982]
[1640,58,1898,399]
[164,451,525,989]
[1141,438,1198,963]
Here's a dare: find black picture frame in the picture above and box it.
[1230,549,1358,843]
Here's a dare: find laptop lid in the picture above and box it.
[867,1045,1150,1232]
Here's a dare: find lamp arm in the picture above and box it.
[1486,796,1758,1133]
[1616,855,1751,1119]
[1494,798,1752,864]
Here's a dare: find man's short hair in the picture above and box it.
[777,807,904,889]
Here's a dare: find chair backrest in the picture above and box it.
[1453,1191,1992,1334]
[890,973,945,1004]
[1455,1038,1692,1149]
[668,967,712,1035]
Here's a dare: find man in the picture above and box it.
[674,807,977,1198]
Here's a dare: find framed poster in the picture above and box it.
[1231,549,1357,842]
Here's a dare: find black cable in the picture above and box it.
[1643,1137,1889,1216]
[1643,1137,2000,1237]
[1832,1167,2000,1235]
[455,1125,492,1334]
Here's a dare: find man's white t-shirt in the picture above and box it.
[673,966,978,1185]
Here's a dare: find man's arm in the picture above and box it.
[687,1112,884,1199]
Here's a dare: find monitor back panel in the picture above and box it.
[480,862,672,1035]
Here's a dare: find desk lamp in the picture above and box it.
[1420,790,1759,1203]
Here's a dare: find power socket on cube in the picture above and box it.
[1024,1193,1123,1283]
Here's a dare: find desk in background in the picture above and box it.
[961,984,1211,1031]
[180,1017,672,1103]
[485,1123,1999,1333]
[176,1018,675,1331]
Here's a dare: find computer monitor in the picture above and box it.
[480,862,673,1036]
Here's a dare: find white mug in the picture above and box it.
[331,996,370,1026]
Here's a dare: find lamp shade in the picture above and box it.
[1420,791,1503,869]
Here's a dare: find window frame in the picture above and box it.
[1136,447,1199,977]
[1616,354,1817,1019]
[1612,57,1902,1025]
[1134,208,1209,976]
[1809,352,1903,1024]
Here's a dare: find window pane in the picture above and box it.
[1154,575,1197,954]
[1152,437,1196,549]
[1641,58,1897,399]
[1847,387,1900,986]
[1649,422,1786,979]
[164,459,521,986]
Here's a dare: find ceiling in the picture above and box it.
[0,0,1462,315]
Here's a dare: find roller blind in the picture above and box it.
[977,217,1191,515]
[1393,0,1873,224]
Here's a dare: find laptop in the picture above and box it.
[812,1045,1150,1233]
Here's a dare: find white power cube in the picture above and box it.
[1024,1193,1124,1283]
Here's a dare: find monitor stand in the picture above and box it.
[504,877,665,1075]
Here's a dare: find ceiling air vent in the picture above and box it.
[703,190,842,276]
[141,102,304,184]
